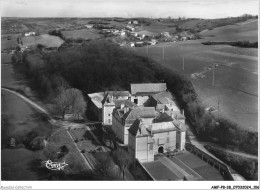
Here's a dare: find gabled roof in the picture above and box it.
[105,91,130,97]
[114,100,137,108]
[87,92,104,108]
[152,91,174,104]
[123,107,156,120]
[149,122,176,133]
[131,83,167,96]
[129,119,177,136]
[154,112,173,123]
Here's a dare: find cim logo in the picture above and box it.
[42,160,68,171]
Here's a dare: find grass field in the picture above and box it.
[1,34,18,50]
[46,128,88,174]
[137,39,258,131]
[1,148,42,180]
[62,29,101,40]
[22,34,64,48]
[1,88,55,180]
[200,19,258,42]
[213,46,258,57]
[1,54,12,64]
[1,90,54,141]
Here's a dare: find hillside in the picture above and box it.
[199,19,258,42]
[179,16,257,32]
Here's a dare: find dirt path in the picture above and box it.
[66,130,93,170]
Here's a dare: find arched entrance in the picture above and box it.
[158,146,164,153]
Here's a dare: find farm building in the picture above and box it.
[135,41,144,47]
[128,118,187,162]
[85,24,93,29]
[130,83,167,106]
[24,32,35,36]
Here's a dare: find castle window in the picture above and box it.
[167,137,170,143]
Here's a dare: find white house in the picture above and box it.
[24,32,35,37]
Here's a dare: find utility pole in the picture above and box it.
[146,45,148,54]
[217,98,220,111]
[182,56,184,70]
[162,47,164,60]
[212,69,215,86]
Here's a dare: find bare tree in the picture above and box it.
[55,88,86,119]
[73,96,86,120]
[112,149,131,180]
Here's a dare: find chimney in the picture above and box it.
[120,103,125,110]
[161,109,165,113]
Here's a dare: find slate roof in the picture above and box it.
[88,92,104,108]
[123,107,156,120]
[101,93,115,105]
[154,112,173,123]
[105,91,130,97]
[114,100,137,108]
[129,119,176,136]
[131,83,167,95]
[152,91,174,104]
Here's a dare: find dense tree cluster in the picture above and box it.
[202,41,258,48]
[205,145,258,180]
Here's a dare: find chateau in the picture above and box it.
[87,83,187,162]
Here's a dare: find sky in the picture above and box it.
[1,0,259,19]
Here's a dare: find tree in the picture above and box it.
[30,136,45,150]
[73,96,86,120]
[112,149,131,179]
[95,153,114,178]
[55,88,86,119]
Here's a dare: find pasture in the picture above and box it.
[137,40,258,131]
[22,34,64,48]
[1,148,41,180]
[200,19,258,42]
[61,29,101,40]
[1,34,18,50]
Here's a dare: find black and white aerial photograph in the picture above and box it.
[1,0,259,189]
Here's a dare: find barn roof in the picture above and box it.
[131,83,167,96]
